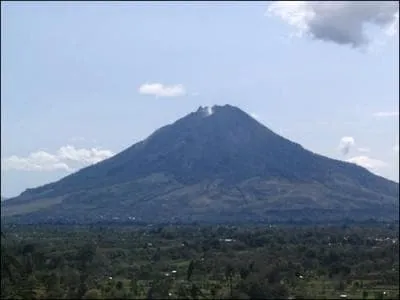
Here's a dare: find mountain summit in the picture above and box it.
[3,105,399,224]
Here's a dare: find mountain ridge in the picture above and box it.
[2,104,399,224]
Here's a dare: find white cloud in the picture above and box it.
[373,111,399,118]
[1,145,114,172]
[57,145,113,164]
[357,147,371,153]
[267,1,399,49]
[2,152,71,172]
[346,155,387,171]
[338,136,355,155]
[394,144,399,152]
[138,83,186,97]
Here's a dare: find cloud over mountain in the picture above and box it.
[267,1,399,48]
[1,146,114,172]
[346,155,387,172]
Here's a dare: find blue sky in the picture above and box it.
[1,1,399,197]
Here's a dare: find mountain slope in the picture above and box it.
[2,105,399,223]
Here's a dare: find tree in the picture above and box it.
[116,280,124,290]
[225,264,235,298]
[22,243,35,274]
[83,289,103,299]
[1,241,23,285]
[362,290,369,300]
[187,260,195,281]
[147,279,171,299]
[130,278,138,296]
[239,267,250,280]
[76,243,97,298]
[76,243,97,270]
[190,283,204,300]
[238,275,289,300]
[44,272,64,298]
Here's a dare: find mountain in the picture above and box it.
[2,105,399,224]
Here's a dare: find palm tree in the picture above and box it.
[187,260,195,281]
[1,231,25,299]
[1,232,23,283]
[225,264,235,298]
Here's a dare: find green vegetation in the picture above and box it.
[1,223,399,299]
[2,197,63,217]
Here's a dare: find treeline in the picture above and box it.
[1,224,399,299]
